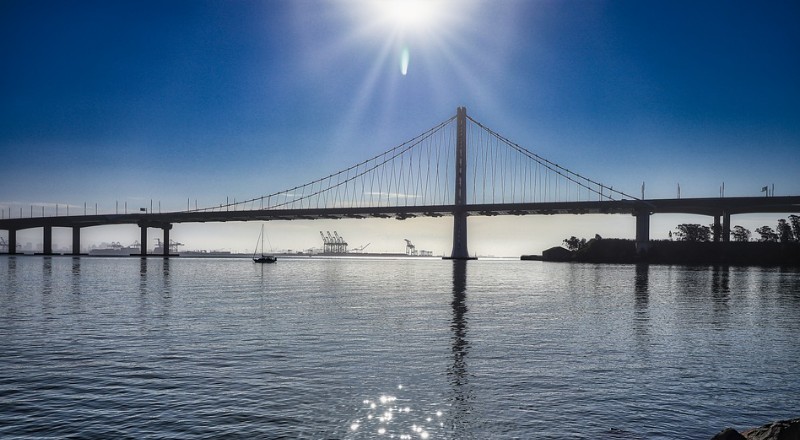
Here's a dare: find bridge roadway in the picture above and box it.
[1,196,799,256]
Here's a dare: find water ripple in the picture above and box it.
[1,257,799,438]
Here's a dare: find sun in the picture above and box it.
[361,0,449,76]
[294,0,490,138]
[375,0,444,33]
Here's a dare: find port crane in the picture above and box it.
[320,231,332,253]
[154,238,183,254]
[351,243,371,253]
[404,239,417,256]
[333,231,348,253]
[320,231,348,253]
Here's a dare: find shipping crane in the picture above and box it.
[333,231,348,253]
[320,231,332,253]
[320,231,347,253]
[351,243,371,253]
[404,239,417,256]
[154,238,183,254]
[326,231,336,252]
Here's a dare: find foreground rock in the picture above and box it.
[712,418,800,440]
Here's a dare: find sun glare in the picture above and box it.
[308,0,490,139]
[368,0,447,76]
[377,0,443,32]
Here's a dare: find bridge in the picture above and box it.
[2,107,799,258]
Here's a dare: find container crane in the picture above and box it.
[326,231,336,252]
[320,231,347,253]
[320,231,332,253]
[404,239,417,256]
[155,238,184,254]
[333,231,348,253]
[351,243,371,253]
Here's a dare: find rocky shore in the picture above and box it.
[711,418,800,440]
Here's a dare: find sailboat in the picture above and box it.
[253,224,277,264]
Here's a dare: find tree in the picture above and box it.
[777,219,794,242]
[755,226,778,242]
[730,225,751,242]
[789,215,800,242]
[674,224,712,242]
[563,236,587,251]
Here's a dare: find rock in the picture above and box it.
[541,246,572,262]
[741,418,800,440]
[711,428,747,440]
[520,254,543,261]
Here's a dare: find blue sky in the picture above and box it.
[1,0,799,255]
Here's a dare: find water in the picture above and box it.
[1,256,798,439]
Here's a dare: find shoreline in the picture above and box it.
[523,239,800,266]
[711,417,800,439]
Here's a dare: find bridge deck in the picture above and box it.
[1,197,799,231]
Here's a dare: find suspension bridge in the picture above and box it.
[2,107,799,258]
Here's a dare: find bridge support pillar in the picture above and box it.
[713,215,721,242]
[72,227,81,255]
[635,209,651,255]
[8,229,16,255]
[43,226,53,255]
[722,212,731,243]
[140,226,148,256]
[448,211,471,260]
[446,107,475,260]
[162,225,172,257]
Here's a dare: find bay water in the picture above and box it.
[1,256,798,439]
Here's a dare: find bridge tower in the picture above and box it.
[447,107,474,260]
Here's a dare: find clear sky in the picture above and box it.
[2,0,799,256]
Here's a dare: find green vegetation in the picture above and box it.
[731,225,751,242]
[533,214,800,265]
[673,224,712,242]
[670,215,799,243]
[562,236,587,252]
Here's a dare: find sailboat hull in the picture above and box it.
[253,224,277,263]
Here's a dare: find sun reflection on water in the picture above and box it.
[345,385,445,439]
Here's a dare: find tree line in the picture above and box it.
[672,214,800,243]
[562,215,800,250]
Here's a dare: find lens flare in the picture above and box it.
[401,47,410,75]
[379,0,442,32]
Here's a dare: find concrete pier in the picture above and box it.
[162,225,172,257]
[635,208,651,254]
[8,229,16,255]
[140,225,148,256]
[722,211,731,243]
[43,226,52,255]
[72,227,81,255]
[137,220,173,257]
